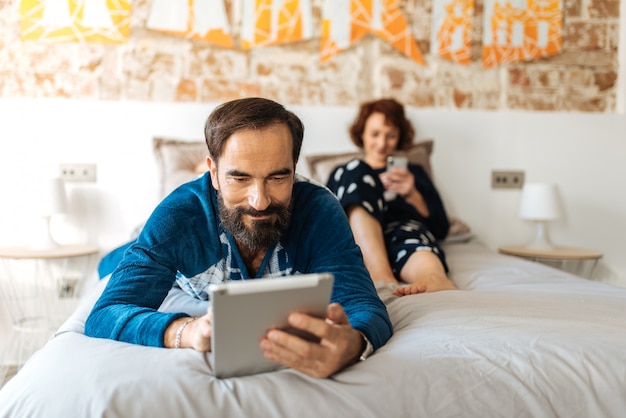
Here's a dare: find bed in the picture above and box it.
[1,139,625,417]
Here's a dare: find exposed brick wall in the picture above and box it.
[0,0,620,112]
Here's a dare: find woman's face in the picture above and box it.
[361,112,400,169]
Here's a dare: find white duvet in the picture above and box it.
[1,241,625,418]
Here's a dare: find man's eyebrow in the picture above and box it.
[225,169,250,177]
[269,168,294,176]
[225,167,293,177]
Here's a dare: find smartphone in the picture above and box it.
[384,155,408,201]
[386,155,408,172]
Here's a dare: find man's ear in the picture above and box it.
[207,155,220,190]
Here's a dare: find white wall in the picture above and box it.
[1,98,625,289]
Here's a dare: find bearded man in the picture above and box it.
[85,97,392,378]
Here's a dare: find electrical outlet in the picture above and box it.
[59,163,97,182]
[491,170,524,189]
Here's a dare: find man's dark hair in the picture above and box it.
[204,97,304,164]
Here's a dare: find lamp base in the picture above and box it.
[524,221,555,250]
[29,216,61,250]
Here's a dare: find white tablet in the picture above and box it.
[208,273,334,379]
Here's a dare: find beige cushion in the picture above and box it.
[305,139,434,185]
[153,137,207,198]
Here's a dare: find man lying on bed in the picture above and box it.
[85,97,393,379]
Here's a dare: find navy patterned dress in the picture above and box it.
[326,159,450,277]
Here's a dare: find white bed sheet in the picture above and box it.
[1,241,625,418]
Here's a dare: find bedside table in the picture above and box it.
[498,246,603,279]
[0,244,99,382]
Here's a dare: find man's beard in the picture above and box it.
[218,194,292,253]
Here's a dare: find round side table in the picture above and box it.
[498,246,603,279]
[0,244,99,382]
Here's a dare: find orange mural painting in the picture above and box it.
[482,0,562,68]
[20,0,131,43]
[321,0,424,64]
[19,0,565,67]
[433,0,474,65]
[146,0,233,48]
[241,0,313,49]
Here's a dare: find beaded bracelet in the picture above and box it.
[174,317,198,349]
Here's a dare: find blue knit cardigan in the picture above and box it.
[85,174,393,351]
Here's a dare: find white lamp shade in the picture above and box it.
[39,178,68,217]
[518,183,560,221]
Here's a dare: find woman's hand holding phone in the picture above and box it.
[382,155,409,200]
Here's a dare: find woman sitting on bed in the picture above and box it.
[326,98,457,296]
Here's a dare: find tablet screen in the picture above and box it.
[209,273,334,378]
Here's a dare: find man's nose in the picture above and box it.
[248,182,270,211]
